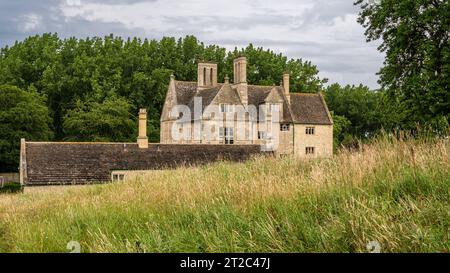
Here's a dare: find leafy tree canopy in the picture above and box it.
[324,83,407,140]
[63,96,136,142]
[355,0,449,129]
[0,85,52,171]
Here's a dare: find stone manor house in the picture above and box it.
[160,57,333,157]
[19,56,333,186]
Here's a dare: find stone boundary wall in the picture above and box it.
[0,173,19,183]
[22,142,268,186]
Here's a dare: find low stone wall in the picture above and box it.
[23,142,268,186]
[0,173,19,183]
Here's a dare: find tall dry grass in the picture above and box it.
[0,137,448,253]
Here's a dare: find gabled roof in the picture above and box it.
[165,80,332,125]
[264,87,284,103]
[174,81,198,106]
[186,84,223,117]
[213,83,242,105]
[247,85,294,122]
[290,93,333,125]
[247,85,273,106]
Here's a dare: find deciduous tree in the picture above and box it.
[0,85,52,171]
[355,0,450,132]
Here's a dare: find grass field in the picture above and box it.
[0,137,449,253]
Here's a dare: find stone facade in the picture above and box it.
[161,57,333,158]
[293,124,333,158]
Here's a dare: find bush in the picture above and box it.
[0,183,23,194]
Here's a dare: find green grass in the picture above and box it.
[0,138,448,253]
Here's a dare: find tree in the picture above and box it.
[0,33,61,90]
[355,0,450,131]
[325,82,410,142]
[325,83,382,138]
[225,44,326,92]
[331,113,352,149]
[0,85,53,172]
[62,97,136,142]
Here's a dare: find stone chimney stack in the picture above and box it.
[283,73,290,103]
[224,74,230,84]
[198,61,218,88]
[233,56,247,84]
[233,56,248,105]
[137,108,148,149]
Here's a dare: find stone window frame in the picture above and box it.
[111,171,126,182]
[305,147,315,155]
[306,126,315,135]
[280,124,290,132]
[219,127,234,144]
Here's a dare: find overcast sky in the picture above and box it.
[0,0,383,89]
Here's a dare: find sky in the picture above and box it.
[0,0,384,89]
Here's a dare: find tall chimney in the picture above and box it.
[233,57,247,84]
[233,56,248,105]
[283,73,290,103]
[197,61,218,88]
[137,108,148,148]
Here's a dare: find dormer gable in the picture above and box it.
[212,84,243,106]
[264,87,284,103]
[160,74,178,122]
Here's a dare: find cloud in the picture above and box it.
[0,0,383,89]
[19,13,43,32]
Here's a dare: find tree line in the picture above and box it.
[0,0,448,172]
